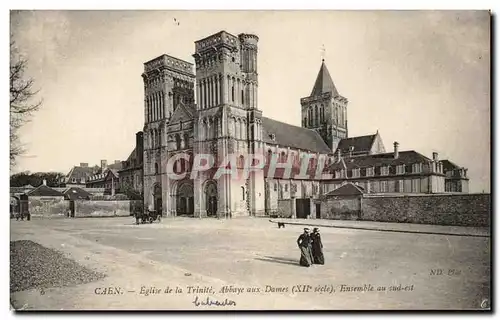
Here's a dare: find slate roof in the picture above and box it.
[27,185,64,197]
[441,159,461,171]
[325,183,365,196]
[64,187,92,200]
[310,61,339,97]
[327,150,432,171]
[107,162,123,171]
[335,134,376,155]
[261,117,331,154]
[66,166,96,183]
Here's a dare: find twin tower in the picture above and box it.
[142,30,260,126]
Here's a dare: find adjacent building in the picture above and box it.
[118,131,144,197]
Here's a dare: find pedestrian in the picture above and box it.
[311,227,324,265]
[297,228,314,267]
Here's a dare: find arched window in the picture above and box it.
[157,128,162,147]
[184,133,190,148]
[241,186,245,200]
[267,150,273,164]
[175,134,181,150]
[154,163,159,174]
[320,104,324,123]
[231,85,235,102]
[239,155,245,168]
[241,90,244,105]
[314,105,318,126]
[281,151,286,163]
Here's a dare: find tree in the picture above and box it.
[10,39,42,167]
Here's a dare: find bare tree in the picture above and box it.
[10,39,42,167]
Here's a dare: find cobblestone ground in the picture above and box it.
[10,217,491,310]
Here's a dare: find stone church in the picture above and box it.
[141,30,469,219]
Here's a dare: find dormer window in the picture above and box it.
[269,133,276,141]
[381,166,389,176]
[396,165,405,174]
[366,167,374,177]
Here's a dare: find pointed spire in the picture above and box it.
[310,60,339,97]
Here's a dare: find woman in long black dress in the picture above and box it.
[311,228,324,265]
[297,228,314,267]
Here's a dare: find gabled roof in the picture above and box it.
[63,187,92,200]
[66,166,96,182]
[107,162,123,171]
[441,159,461,171]
[327,150,432,171]
[325,183,365,196]
[310,60,339,97]
[27,185,64,197]
[261,117,331,154]
[170,102,195,123]
[335,134,377,155]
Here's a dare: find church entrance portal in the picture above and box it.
[205,181,218,217]
[176,181,194,216]
[153,184,162,216]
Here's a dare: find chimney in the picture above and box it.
[42,179,47,186]
[393,141,399,159]
[349,146,354,157]
[114,160,121,165]
[80,162,88,167]
[432,152,438,161]
[336,148,342,162]
[101,160,108,170]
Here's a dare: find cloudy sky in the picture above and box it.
[10,10,490,192]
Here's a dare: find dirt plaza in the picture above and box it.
[10,216,490,310]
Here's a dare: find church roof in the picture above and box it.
[327,151,432,171]
[335,134,377,155]
[310,60,339,97]
[262,117,331,154]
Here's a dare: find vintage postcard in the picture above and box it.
[9,10,491,311]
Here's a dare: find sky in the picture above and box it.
[10,10,490,192]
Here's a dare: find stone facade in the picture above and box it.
[141,29,470,219]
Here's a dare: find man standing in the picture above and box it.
[311,228,324,265]
[297,228,314,267]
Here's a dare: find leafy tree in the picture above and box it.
[10,39,42,167]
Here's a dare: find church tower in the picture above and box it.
[300,59,348,152]
[142,55,195,215]
[192,31,265,218]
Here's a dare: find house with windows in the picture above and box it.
[323,142,446,195]
[86,169,120,195]
[442,159,469,193]
[118,131,144,197]
[63,163,100,187]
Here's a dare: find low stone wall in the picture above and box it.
[320,196,361,221]
[277,199,293,218]
[361,193,490,227]
[74,200,142,218]
[28,197,69,218]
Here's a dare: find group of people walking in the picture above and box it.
[297,227,324,267]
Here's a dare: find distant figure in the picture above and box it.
[297,228,314,267]
[311,228,324,265]
[278,222,285,228]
